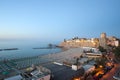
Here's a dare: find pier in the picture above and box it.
[0,48,18,51]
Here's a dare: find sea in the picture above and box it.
[0,40,62,60]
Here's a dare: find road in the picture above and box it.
[100,63,120,80]
[100,52,120,80]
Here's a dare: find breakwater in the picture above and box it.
[0,48,18,51]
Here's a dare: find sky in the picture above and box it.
[0,0,120,42]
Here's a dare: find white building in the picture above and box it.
[4,75,23,80]
[72,64,82,71]
[115,41,119,47]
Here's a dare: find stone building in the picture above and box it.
[99,33,107,49]
[59,33,119,49]
[60,38,99,48]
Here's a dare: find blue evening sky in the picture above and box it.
[0,0,120,42]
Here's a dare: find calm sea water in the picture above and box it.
[0,40,61,60]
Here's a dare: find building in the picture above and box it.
[30,69,50,80]
[59,33,119,49]
[99,33,107,49]
[4,65,51,80]
[4,75,23,80]
[60,38,99,48]
[107,36,119,47]
[82,65,95,73]
[82,47,102,59]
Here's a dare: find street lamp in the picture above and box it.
[74,78,80,80]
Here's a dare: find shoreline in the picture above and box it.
[0,47,83,63]
[0,47,62,61]
[0,47,84,79]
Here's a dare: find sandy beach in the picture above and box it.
[0,48,84,74]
